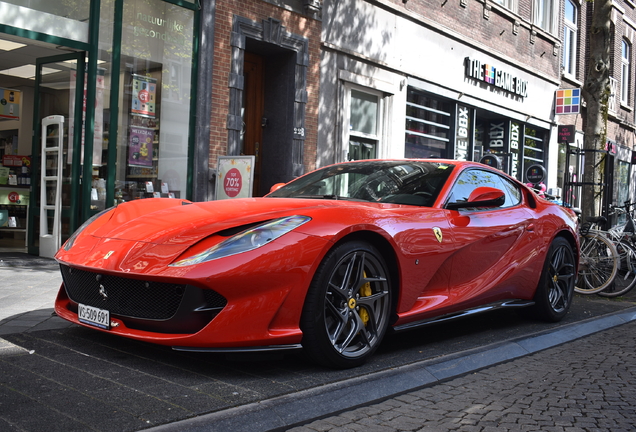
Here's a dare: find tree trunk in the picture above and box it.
[580,0,612,222]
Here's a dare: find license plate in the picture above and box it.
[78,303,110,330]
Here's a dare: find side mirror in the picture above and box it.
[446,187,506,210]
[269,183,286,193]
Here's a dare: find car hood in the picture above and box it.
[89,197,375,245]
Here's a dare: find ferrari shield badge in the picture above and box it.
[433,227,443,243]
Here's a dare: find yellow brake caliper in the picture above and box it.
[359,272,372,326]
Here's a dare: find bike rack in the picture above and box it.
[562,146,613,229]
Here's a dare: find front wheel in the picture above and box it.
[532,237,576,322]
[300,241,392,369]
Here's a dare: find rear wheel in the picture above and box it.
[532,237,576,322]
[300,241,391,369]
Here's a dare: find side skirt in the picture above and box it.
[172,344,303,353]
[392,299,535,333]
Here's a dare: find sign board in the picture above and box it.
[555,89,580,114]
[480,154,502,170]
[557,125,576,144]
[215,156,255,200]
[0,87,20,120]
[525,164,546,184]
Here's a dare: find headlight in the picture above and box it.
[170,215,311,266]
[62,207,114,251]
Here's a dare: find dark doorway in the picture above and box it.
[241,52,265,196]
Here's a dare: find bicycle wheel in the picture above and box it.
[598,240,636,297]
[575,232,619,294]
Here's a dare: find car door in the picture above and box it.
[444,168,538,306]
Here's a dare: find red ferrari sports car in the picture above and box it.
[54,159,579,368]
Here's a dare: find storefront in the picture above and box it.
[0,0,199,255]
[405,86,550,185]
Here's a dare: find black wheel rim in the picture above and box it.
[323,250,390,359]
[548,244,576,312]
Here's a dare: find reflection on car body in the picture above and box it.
[54,159,579,369]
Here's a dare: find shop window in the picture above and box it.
[111,0,195,202]
[405,88,452,159]
[346,88,382,161]
[621,40,631,105]
[534,0,556,34]
[0,1,90,42]
[615,159,630,223]
[563,0,578,77]
[524,126,545,173]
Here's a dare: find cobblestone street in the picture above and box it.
[290,320,636,432]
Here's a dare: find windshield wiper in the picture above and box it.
[290,194,367,201]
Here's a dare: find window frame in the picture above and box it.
[342,84,386,161]
[533,0,557,34]
[492,0,518,13]
[621,39,631,106]
[562,0,578,77]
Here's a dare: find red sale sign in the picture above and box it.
[215,156,255,200]
[224,168,242,197]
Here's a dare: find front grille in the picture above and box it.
[62,265,187,320]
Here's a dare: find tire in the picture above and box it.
[532,237,576,322]
[300,241,392,369]
[597,240,636,297]
[575,233,619,295]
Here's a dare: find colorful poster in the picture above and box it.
[131,75,157,117]
[0,87,20,120]
[128,126,155,167]
[555,88,581,114]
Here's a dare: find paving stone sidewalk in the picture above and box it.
[290,320,636,432]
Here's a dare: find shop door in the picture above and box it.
[28,53,86,255]
[241,52,265,196]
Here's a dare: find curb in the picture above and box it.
[144,306,636,432]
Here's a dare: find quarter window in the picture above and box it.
[447,169,521,210]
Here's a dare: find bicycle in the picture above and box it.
[600,203,636,297]
[574,215,620,295]
[528,188,619,295]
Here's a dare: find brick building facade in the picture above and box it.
[207,0,321,197]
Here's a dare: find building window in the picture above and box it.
[492,0,517,12]
[346,87,382,161]
[563,0,577,76]
[621,40,631,105]
[405,88,452,159]
[534,0,556,34]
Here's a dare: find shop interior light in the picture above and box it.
[0,65,59,79]
[0,40,26,51]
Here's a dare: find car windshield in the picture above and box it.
[268,160,455,206]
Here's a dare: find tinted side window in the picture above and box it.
[447,169,521,209]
